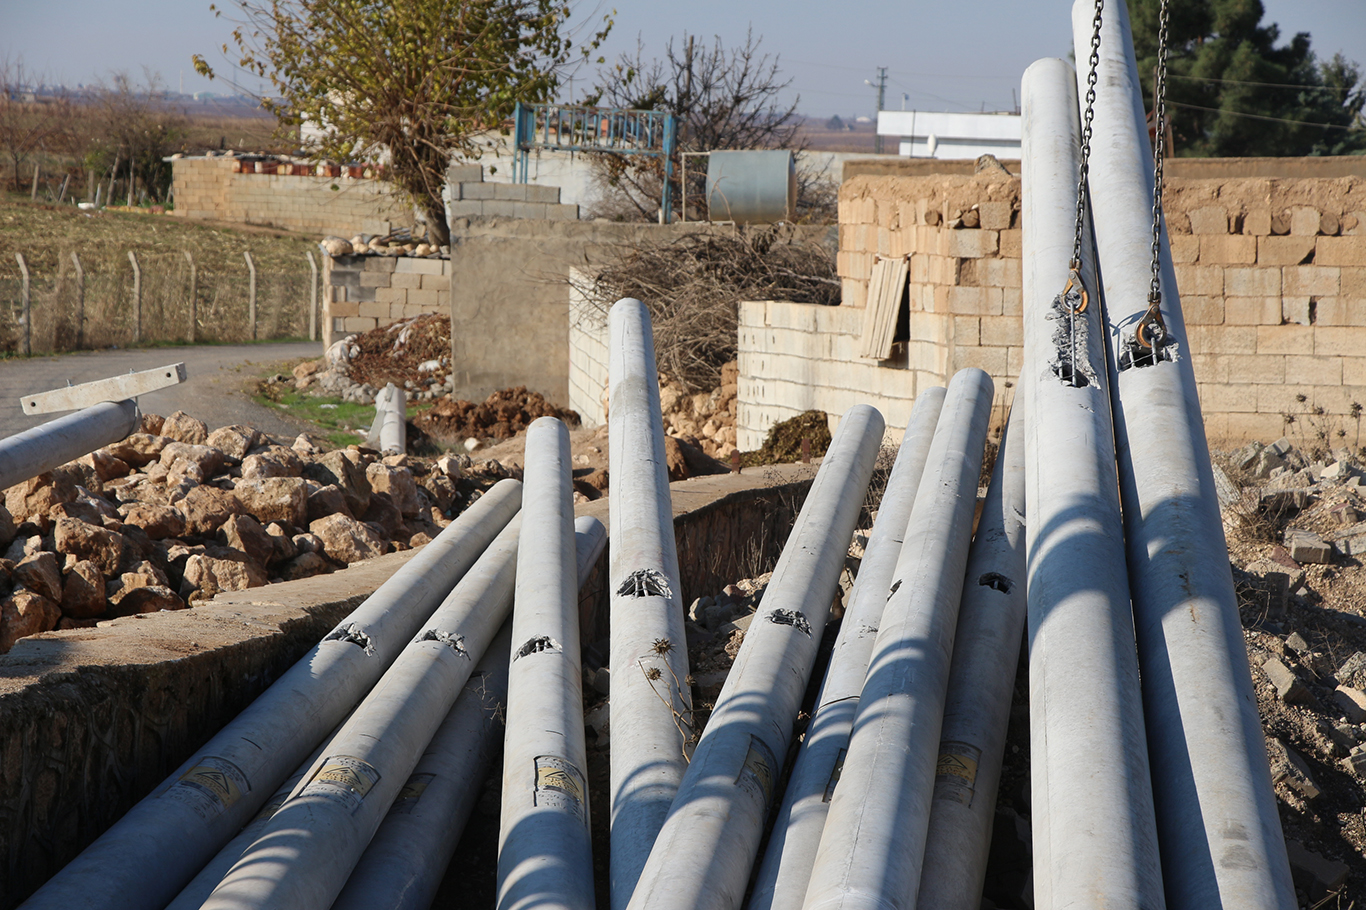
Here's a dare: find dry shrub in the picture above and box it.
[572,225,837,391]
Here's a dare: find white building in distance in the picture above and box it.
[877,110,1022,159]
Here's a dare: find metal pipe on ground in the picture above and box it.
[916,403,1027,910]
[19,480,522,910]
[201,514,606,910]
[606,297,694,910]
[334,516,606,910]
[800,369,993,910]
[1073,1,1296,904]
[0,400,139,491]
[750,386,946,910]
[1018,57,1165,910]
[626,404,884,910]
[498,417,596,910]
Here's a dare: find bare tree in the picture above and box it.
[0,58,73,192]
[84,72,189,204]
[585,30,805,221]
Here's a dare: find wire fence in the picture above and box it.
[3,250,319,354]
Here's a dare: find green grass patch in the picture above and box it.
[253,382,373,449]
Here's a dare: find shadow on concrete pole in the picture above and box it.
[626,404,884,910]
[606,297,694,910]
[497,417,596,910]
[1019,56,1165,910]
[334,516,607,910]
[750,386,946,910]
[917,402,1027,910]
[801,369,993,910]
[19,480,522,910]
[1073,1,1296,905]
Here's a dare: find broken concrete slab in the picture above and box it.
[1285,528,1332,564]
[1333,685,1366,723]
[1266,737,1321,799]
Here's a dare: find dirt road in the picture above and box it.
[0,341,323,439]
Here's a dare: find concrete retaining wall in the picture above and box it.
[0,465,815,908]
[322,254,452,347]
[737,170,1366,448]
[170,157,413,236]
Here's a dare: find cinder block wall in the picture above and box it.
[171,157,413,236]
[738,171,1366,448]
[568,270,609,426]
[445,163,580,221]
[322,254,450,347]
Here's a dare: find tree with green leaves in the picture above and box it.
[1127,0,1365,157]
[194,0,611,245]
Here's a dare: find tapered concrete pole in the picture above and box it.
[0,400,139,491]
[626,405,884,910]
[1073,2,1296,905]
[202,515,606,910]
[1019,57,1166,910]
[335,517,606,910]
[20,480,521,910]
[801,369,993,910]
[498,417,595,910]
[750,386,945,910]
[917,406,1027,910]
[606,297,693,909]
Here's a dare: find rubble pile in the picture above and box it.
[414,386,581,444]
[0,411,517,653]
[659,361,741,462]
[1216,436,1366,899]
[291,316,456,406]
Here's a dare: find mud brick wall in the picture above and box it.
[738,170,1366,448]
[322,254,451,347]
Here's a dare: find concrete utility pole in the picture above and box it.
[607,298,693,910]
[1073,0,1296,905]
[1018,57,1164,910]
[801,369,994,910]
[868,67,888,153]
[19,482,522,910]
[750,386,946,910]
[627,405,884,910]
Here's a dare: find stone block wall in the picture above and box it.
[322,254,451,347]
[738,170,1366,448]
[445,163,579,221]
[170,156,413,236]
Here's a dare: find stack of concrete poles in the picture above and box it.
[751,385,946,910]
[801,368,995,910]
[497,417,597,910]
[1073,0,1295,904]
[626,404,884,910]
[19,481,523,910]
[606,298,694,909]
[1018,57,1164,909]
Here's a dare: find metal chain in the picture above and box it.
[1071,0,1104,271]
[1137,0,1171,349]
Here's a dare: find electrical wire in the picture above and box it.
[1167,99,1361,129]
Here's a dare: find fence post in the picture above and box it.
[244,250,257,341]
[128,251,141,343]
[306,250,319,342]
[16,253,30,356]
[105,155,119,208]
[30,164,39,201]
[71,252,84,350]
[184,250,197,343]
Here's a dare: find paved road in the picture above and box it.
[0,342,326,439]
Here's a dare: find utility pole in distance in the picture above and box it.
[867,67,888,153]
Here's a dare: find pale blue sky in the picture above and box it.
[5,0,1365,118]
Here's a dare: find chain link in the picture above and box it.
[1137,0,1171,349]
[1071,0,1104,271]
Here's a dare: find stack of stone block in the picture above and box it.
[445,164,579,220]
[323,255,451,345]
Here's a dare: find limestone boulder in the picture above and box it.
[282,551,331,580]
[161,411,209,445]
[0,589,60,652]
[362,492,403,538]
[6,472,77,530]
[206,425,261,461]
[107,560,172,606]
[161,443,226,480]
[309,513,386,564]
[307,484,352,522]
[140,413,165,435]
[182,553,267,601]
[61,560,106,618]
[14,552,63,602]
[292,532,323,555]
[234,477,309,527]
[108,585,185,616]
[265,522,297,562]
[105,434,170,468]
[302,452,370,516]
[53,518,129,576]
[0,504,13,549]
[118,502,186,539]
[179,485,244,537]
[366,464,420,517]
[418,473,456,512]
[218,514,276,568]
[80,450,131,482]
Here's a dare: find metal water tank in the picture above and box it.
[706,150,796,223]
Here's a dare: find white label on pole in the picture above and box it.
[161,756,251,821]
[302,755,382,815]
[534,755,587,825]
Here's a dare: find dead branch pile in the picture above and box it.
[574,226,839,391]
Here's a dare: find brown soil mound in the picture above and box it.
[414,386,581,442]
[741,410,833,467]
[347,315,451,389]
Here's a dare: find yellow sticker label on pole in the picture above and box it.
[534,755,587,825]
[934,741,982,806]
[303,755,382,815]
[161,756,251,821]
